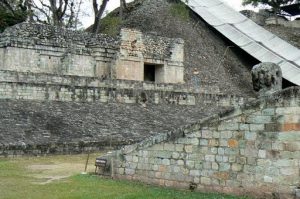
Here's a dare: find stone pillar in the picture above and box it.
[251,62,282,96]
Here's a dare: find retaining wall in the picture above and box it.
[0,70,247,107]
[112,87,300,198]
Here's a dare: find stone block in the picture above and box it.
[208,139,219,147]
[225,148,239,155]
[218,148,225,155]
[220,131,233,139]
[172,166,180,173]
[184,145,193,153]
[213,172,229,180]
[201,177,211,185]
[200,139,208,146]
[177,160,184,166]
[278,132,300,141]
[218,123,239,131]
[162,159,170,166]
[175,144,184,152]
[165,180,175,187]
[249,124,265,131]
[153,165,159,171]
[276,107,300,115]
[263,176,273,183]
[203,162,212,169]
[193,177,200,183]
[128,162,138,169]
[246,115,273,124]
[212,162,219,170]
[186,160,195,169]
[247,157,257,165]
[232,163,243,172]
[205,155,215,162]
[211,147,218,154]
[239,123,250,131]
[151,144,164,151]
[118,168,125,175]
[227,139,239,148]
[172,152,180,159]
[164,143,175,151]
[190,138,199,145]
[213,131,221,138]
[125,168,135,175]
[280,151,300,159]
[280,168,298,176]
[219,163,230,171]
[225,180,241,187]
[155,171,162,179]
[223,156,229,162]
[219,139,228,147]
[190,170,200,176]
[258,150,266,158]
[245,131,257,140]
[262,108,275,116]
[216,155,223,162]
[202,130,213,138]
[125,155,133,162]
[257,159,272,167]
[228,156,236,163]
[280,123,300,131]
[132,156,139,163]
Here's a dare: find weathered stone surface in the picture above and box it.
[251,62,282,96]
[112,87,300,199]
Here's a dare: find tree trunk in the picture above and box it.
[274,7,279,25]
[92,0,109,34]
[120,0,123,19]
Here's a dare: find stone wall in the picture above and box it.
[115,29,184,83]
[111,87,300,198]
[0,70,247,106]
[0,23,184,83]
[241,10,300,28]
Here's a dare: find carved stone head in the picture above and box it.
[251,62,282,96]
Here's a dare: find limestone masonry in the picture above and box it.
[107,87,300,199]
[0,23,184,83]
[0,7,299,197]
[0,22,250,157]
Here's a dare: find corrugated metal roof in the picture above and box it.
[183,0,300,85]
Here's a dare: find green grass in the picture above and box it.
[0,155,248,199]
[170,3,190,21]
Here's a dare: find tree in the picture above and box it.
[92,0,109,33]
[0,0,28,32]
[30,0,82,28]
[242,0,299,24]
[92,0,129,34]
[119,0,128,20]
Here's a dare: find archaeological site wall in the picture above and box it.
[0,70,247,106]
[0,23,254,157]
[0,23,184,84]
[110,87,300,198]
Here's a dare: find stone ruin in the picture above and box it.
[0,23,184,84]
[251,62,282,96]
[0,21,299,199]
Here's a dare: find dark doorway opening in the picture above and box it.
[144,64,156,82]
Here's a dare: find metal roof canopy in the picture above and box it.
[182,0,300,86]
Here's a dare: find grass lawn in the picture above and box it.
[0,154,249,199]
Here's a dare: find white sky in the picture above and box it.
[82,0,256,28]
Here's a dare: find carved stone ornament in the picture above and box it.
[251,62,282,96]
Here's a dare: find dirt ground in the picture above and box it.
[23,153,102,184]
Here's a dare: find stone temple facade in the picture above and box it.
[0,23,184,84]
